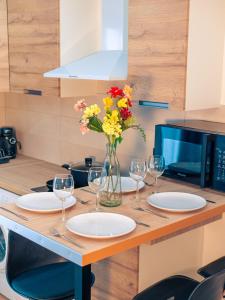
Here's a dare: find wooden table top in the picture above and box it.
[0,170,225,266]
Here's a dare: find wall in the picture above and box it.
[4,91,225,168]
[0,93,5,125]
[3,92,184,170]
[221,37,225,105]
[0,0,9,93]
[139,228,204,290]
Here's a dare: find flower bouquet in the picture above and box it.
[74,85,145,207]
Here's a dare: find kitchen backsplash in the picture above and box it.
[2,91,225,172]
[0,95,5,126]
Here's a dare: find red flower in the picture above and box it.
[127,99,133,107]
[107,86,124,98]
[120,108,132,120]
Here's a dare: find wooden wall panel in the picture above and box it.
[92,247,139,300]
[7,0,59,96]
[98,0,189,110]
[0,0,9,92]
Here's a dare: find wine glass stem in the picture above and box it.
[135,180,140,207]
[96,192,99,211]
[154,177,158,193]
[61,199,65,223]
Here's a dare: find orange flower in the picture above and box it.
[123,85,133,100]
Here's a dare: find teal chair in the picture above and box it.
[6,231,94,300]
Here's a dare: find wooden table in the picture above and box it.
[0,175,225,299]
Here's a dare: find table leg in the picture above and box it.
[74,264,92,300]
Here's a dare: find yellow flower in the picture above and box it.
[117,98,128,108]
[103,97,113,110]
[102,119,122,138]
[102,111,122,137]
[123,85,133,99]
[82,104,101,119]
[110,110,119,123]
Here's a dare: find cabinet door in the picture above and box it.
[128,0,189,110]
[7,0,59,96]
[185,0,225,111]
[0,0,9,92]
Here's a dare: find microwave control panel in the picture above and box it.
[213,136,225,191]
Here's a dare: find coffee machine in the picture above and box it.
[0,127,21,163]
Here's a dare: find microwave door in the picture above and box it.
[168,162,201,176]
[154,125,213,187]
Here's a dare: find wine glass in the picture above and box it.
[88,166,107,212]
[129,159,147,208]
[148,155,165,193]
[53,174,74,222]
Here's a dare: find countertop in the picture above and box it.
[0,154,66,195]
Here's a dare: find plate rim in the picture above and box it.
[147,192,207,212]
[66,212,136,239]
[16,192,76,213]
[104,176,145,193]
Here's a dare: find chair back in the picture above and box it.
[189,269,225,300]
[6,231,65,284]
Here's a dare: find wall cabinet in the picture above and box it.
[129,0,225,111]
[7,0,59,96]
[6,0,99,98]
[128,0,189,111]
[100,0,225,111]
[185,0,225,110]
[0,0,9,92]
[1,0,225,110]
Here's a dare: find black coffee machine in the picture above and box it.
[0,127,21,163]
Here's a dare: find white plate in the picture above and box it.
[16,192,76,213]
[121,177,145,193]
[147,192,207,212]
[66,212,136,239]
[101,176,145,193]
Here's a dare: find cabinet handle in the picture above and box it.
[24,89,42,96]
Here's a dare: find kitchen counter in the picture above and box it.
[0,154,66,195]
[1,154,225,299]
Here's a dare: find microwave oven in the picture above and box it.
[154,120,225,192]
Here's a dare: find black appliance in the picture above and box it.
[0,127,21,163]
[62,157,103,188]
[154,120,225,192]
[31,157,101,192]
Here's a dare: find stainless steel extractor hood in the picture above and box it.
[44,0,128,80]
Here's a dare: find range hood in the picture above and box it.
[44,0,128,81]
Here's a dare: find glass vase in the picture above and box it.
[99,143,122,207]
